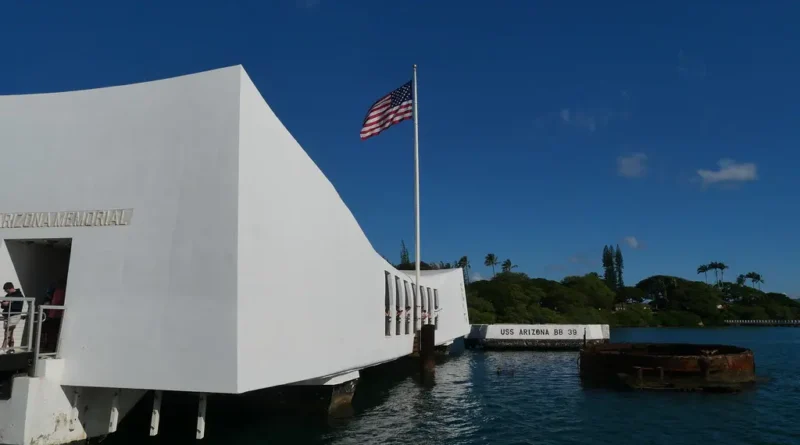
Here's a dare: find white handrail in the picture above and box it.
[31,304,66,376]
[1,297,36,355]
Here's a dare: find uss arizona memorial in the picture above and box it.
[0,66,470,444]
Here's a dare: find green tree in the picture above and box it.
[655,310,703,327]
[484,253,499,277]
[400,240,410,265]
[457,256,471,284]
[708,262,720,283]
[602,245,617,290]
[613,303,655,327]
[718,262,729,284]
[562,273,615,310]
[618,286,646,303]
[614,244,624,289]
[501,259,518,273]
[745,272,764,290]
[697,264,709,284]
[736,274,747,286]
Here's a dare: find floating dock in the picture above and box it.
[464,324,610,350]
[579,343,756,392]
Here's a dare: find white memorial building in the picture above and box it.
[0,66,470,444]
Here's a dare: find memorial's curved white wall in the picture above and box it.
[0,66,470,394]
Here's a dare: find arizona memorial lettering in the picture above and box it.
[500,328,579,336]
[465,324,611,350]
[0,208,133,229]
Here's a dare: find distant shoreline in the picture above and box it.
[465,272,800,329]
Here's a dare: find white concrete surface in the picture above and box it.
[0,371,145,445]
[0,66,471,396]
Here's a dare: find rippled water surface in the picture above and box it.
[109,328,800,444]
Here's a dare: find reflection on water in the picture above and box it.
[106,328,800,444]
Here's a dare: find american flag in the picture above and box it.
[360,81,414,140]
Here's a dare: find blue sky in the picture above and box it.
[1,1,797,295]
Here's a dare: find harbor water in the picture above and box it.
[107,328,800,444]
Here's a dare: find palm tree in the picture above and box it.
[736,274,747,286]
[501,259,518,273]
[745,272,763,290]
[484,253,499,277]
[707,262,719,283]
[755,274,764,290]
[718,262,729,284]
[697,265,709,283]
[745,272,756,288]
[457,256,471,284]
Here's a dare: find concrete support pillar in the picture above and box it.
[196,393,207,440]
[327,378,358,415]
[251,371,360,417]
[108,390,120,433]
[150,390,162,437]
[69,389,80,432]
[420,324,436,377]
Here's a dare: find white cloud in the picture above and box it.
[470,272,486,282]
[617,153,647,178]
[623,236,640,249]
[556,108,628,133]
[697,159,757,185]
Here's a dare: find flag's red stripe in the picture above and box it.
[361,96,392,124]
[361,109,412,134]
[360,113,413,139]
[363,105,413,129]
[361,112,412,134]
[363,98,403,121]
[362,113,412,136]
[362,101,413,128]
[361,109,413,132]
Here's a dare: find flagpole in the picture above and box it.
[412,64,421,311]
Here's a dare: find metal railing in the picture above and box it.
[0,297,36,355]
[31,304,66,375]
[1,297,67,377]
[724,319,800,326]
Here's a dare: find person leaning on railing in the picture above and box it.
[42,279,66,352]
[1,282,25,351]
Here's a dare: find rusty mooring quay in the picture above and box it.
[579,343,756,392]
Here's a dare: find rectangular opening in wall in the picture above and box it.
[412,283,419,331]
[394,276,402,336]
[420,286,427,325]
[403,280,411,335]
[427,287,433,325]
[4,238,72,353]
[384,271,391,336]
[434,289,440,329]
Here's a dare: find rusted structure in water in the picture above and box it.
[579,343,756,392]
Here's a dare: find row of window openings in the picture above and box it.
[385,271,438,336]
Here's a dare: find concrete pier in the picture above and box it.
[327,378,358,414]
[419,325,436,377]
[465,324,610,351]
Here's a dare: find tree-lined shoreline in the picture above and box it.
[393,242,798,327]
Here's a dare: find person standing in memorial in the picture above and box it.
[43,278,66,352]
[1,282,25,352]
